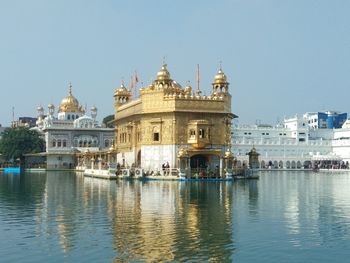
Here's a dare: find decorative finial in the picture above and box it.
[68,82,72,95]
[196,64,201,96]
[219,61,222,71]
[162,56,166,65]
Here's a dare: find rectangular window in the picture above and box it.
[199,129,205,139]
[153,132,160,141]
[190,129,196,139]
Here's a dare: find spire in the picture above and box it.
[68,82,73,96]
[196,64,201,96]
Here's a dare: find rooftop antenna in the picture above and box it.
[196,64,201,96]
[12,106,15,123]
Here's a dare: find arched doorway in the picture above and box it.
[279,161,283,169]
[291,161,296,169]
[297,161,302,169]
[190,154,207,169]
[190,154,220,178]
[286,161,290,169]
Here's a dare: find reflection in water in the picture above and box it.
[110,181,235,261]
[2,171,350,262]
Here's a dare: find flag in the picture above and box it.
[134,71,139,84]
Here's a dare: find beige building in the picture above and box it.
[114,64,236,177]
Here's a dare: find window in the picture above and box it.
[105,140,109,147]
[199,129,205,138]
[190,129,196,138]
[57,140,61,147]
[63,140,67,147]
[52,140,56,147]
[67,115,70,120]
[153,132,160,141]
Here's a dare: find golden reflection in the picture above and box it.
[41,172,234,260]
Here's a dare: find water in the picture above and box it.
[1,170,350,262]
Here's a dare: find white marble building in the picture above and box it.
[34,85,114,169]
[233,113,350,169]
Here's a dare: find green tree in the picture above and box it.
[102,114,115,128]
[0,127,45,167]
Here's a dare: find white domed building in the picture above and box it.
[34,84,114,170]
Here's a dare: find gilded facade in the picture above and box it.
[114,64,236,177]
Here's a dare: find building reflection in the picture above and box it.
[107,180,235,262]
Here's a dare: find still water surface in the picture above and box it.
[1,170,350,262]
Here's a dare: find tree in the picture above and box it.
[0,127,45,167]
[102,114,115,128]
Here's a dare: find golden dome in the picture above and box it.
[156,64,171,81]
[213,69,228,84]
[184,82,192,95]
[224,149,234,158]
[58,85,84,113]
[114,83,130,96]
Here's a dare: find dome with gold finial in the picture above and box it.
[58,84,84,113]
[213,69,228,84]
[114,83,130,96]
[156,64,171,81]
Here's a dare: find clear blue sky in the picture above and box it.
[1,0,349,126]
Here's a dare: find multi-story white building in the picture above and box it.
[232,111,350,169]
[32,85,114,169]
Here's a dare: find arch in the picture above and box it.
[279,161,283,169]
[297,161,302,169]
[236,160,242,168]
[291,161,296,169]
[261,160,266,169]
[303,160,312,169]
[190,154,207,169]
[286,161,291,169]
[273,161,278,169]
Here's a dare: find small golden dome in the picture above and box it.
[48,103,54,109]
[114,83,130,96]
[213,69,227,84]
[58,85,83,113]
[37,105,44,111]
[184,82,192,95]
[91,105,97,112]
[156,64,171,81]
[224,149,234,158]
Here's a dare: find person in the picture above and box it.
[162,163,166,174]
